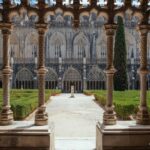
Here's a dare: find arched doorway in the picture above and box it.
[15,68,34,89]
[87,66,105,90]
[45,68,58,89]
[63,67,82,93]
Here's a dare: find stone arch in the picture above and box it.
[73,32,90,59]
[90,8,98,15]
[25,32,38,59]
[45,67,58,89]
[114,12,124,20]
[63,67,82,81]
[63,11,74,18]
[15,68,34,89]
[80,11,90,18]
[133,11,144,24]
[49,32,66,58]
[98,11,109,23]
[87,66,106,90]
[44,11,55,23]
[114,13,125,24]
[46,68,58,81]
[55,15,64,22]
[63,67,82,93]
[55,8,63,14]
[125,9,133,20]
[9,7,38,23]
[87,66,105,81]
[8,10,19,22]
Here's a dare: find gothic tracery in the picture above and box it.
[0,0,149,126]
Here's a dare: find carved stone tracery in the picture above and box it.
[0,0,149,126]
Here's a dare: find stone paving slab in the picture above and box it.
[29,93,104,149]
[55,137,96,150]
[48,94,104,137]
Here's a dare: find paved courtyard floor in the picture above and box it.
[29,93,104,150]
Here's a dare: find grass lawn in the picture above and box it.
[84,90,150,120]
[0,89,61,120]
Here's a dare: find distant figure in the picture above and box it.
[21,84,23,90]
[70,85,75,98]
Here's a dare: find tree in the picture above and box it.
[114,16,128,91]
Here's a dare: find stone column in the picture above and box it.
[136,25,149,125]
[35,23,48,126]
[58,56,62,89]
[0,23,13,125]
[83,57,87,90]
[103,24,117,125]
[92,32,97,64]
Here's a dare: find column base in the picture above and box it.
[0,121,54,150]
[70,95,75,98]
[35,108,48,126]
[0,107,13,125]
[103,111,117,125]
[136,109,150,125]
[96,121,150,150]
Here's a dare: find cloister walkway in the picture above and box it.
[29,93,104,150]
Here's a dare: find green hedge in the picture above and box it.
[84,90,149,120]
[0,89,61,120]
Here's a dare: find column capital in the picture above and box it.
[73,20,79,28]
[137,69,149,75]
[2,67,13,75]
[37,67,48,75]
[137,24,149,36]
[104,68,117,75]
[35,23,48,34]
[0,22,13,33]
[104,24,117,36]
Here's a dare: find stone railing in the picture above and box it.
[0,57,146,65]
[13,58,35,64]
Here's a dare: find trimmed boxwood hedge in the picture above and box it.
[0,89,61,120]
[84,90,150,120]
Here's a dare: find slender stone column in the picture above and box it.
[83,57,87,90]
[103,24,117,125]
[136,25,149,125]
[35,23,48,126]
[58,56,62,89]
[0,23,13,125]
